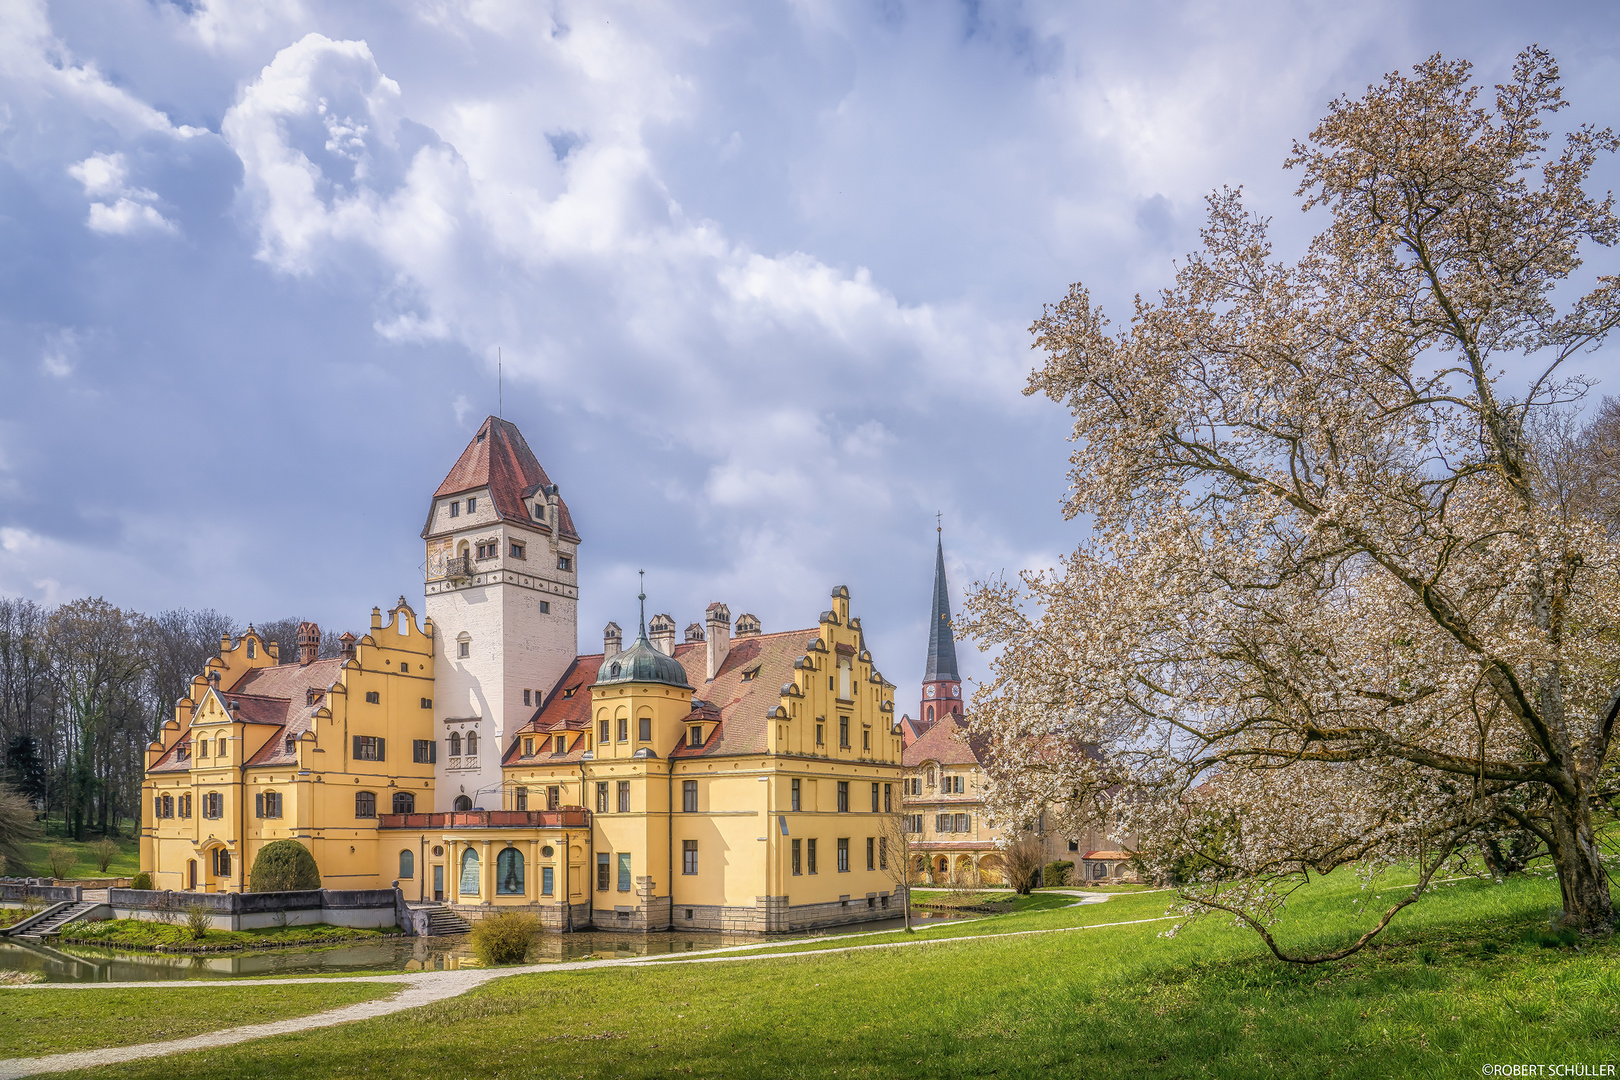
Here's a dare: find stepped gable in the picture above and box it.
[901,713,982,769]
[425,416,579,541]
[503,628,814,762]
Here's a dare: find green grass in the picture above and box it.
[907,889,1077,913]
[35,868,1620,1079]
[15,819,141,879]
[0,983,397,1057]
[59,920,388,952]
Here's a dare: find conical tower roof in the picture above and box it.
[421,416,580,540]
[924,535,960,681]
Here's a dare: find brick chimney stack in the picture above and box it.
[604,622,622,658]
[338,631,357,661]
[705,603,731,681]
[297,622,321,666]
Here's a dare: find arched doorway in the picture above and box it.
[187,859,197,890]
[978,854,1005,885]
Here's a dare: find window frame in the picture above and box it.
[682,779,698,813]
[355,791,377,818]
[616,780,631,814]
[837,838,850,873]
[682,840,698,875]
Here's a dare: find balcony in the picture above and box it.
[377,808,591,830]
[432,554,471,582]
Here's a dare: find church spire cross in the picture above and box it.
[924,530,961,683]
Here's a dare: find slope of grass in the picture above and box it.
[14,819,141,880]
[41,867,1618,1079]
[0,982,396,1057]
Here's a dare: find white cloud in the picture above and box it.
[40,328,78,377]
[68,151,177,234]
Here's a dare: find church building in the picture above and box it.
[141,417,909,931]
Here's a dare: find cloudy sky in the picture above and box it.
[2,0,1617,712]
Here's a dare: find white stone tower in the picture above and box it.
[422,417,581,811]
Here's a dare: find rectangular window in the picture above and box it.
[255,792,282,819]
[879,836,888,870]
[617,717,628,742]
[558,555,572,571]
[816,724,824,747]
[617,780,630,814]
[554,735,566,755]
[198,740,208,757]
[617,852,632,892]
[683,780,698,813]
[353,736,384,761]
[421,697,432,709]
[204,792,222,819]
[682,840,698,875]
[638,716,651,742]
[524,689,532,706]
[807,838,818,874]
[539,600,550,614]
[839,716,849,748]
[596,782,609,812]
[597,852,610,891]
[837,838,850,873]
[542,866,555,896]
[862,728,870,751]
[792,838,802,875]
[544,786,558,810]
[837,781,848,813]
[510,542,525,559]
[180,794,191,819]
[866,836,874,871]
[355,791,376,818]
[467,496,477,512]
[870,783,879,813]
[1069,839,1080,852]
[449,500,460,517]
[413,739,436,764]
[883,783,892,813]
[365,691,380,704]
[791,778,801,812]
[458,641,469,658]
[524,737,534,757]
[689,725,702,747]
[599,718,610,742]
[957,813,971,832]
[514,787,528,811]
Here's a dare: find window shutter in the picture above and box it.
[353,735,361,759]
[376,738,385,761]
[255,793,264,818]
[429,740,437,763]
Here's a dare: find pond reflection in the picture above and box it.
[0,910,962,983]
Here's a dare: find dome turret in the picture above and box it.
[596,577,690,689]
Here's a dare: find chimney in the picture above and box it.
[338,631,357,661]
[685,622,705,643]
[735,613,761,637]
[604,622,622,658]
[649,614,676,656]
[297,622,321,666]
[207,670,221,689]
[705,603,731,681]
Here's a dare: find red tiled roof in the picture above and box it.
[426,417,579,541]
[902,715,983,768]
[1084,851,1134,861]
[507,628,822,762]
[149,734,193,773]
[230,659,346,768]
[911,841,994,851]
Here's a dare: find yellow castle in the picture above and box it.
[142,417,907,931]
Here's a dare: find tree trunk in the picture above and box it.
[1548,794,1613,929]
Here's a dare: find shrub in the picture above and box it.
[130,871,153,891]
[183,902,212,941]
[46,845,77,879]
[1043,860,1073,888]
[249,839,321,892]
[1001,835,1045,895]
[0,782,41,876]
[470,911,541,965]
[92,836,119,873]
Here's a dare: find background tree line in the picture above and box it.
[0,598,348,842]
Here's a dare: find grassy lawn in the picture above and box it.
[36,868,1620,1079]
[15,819,141,880]
[59,920,389,952]
[907,889,1077,914]
[0,983,397,1058]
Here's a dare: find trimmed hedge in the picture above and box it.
[249,840,322,892]
[1042,860,1073,888]
[129,871,152,891]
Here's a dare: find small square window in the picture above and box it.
[539,600,550,614]
[468,496,477,512]
[449,501,460,518]
[558,555,572,572]
[365,690,380,704]
[421,697,432,709]
[458,641,470,658]
[510,542,525,559]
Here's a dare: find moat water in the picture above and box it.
[0,910,964,983]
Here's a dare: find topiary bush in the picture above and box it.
[470,911,542,965]
[1043,860,1073,888]
[249,840,321,892]
[129,871,152,891]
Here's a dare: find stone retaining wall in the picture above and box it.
[103,887,404,931]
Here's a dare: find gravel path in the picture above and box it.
[0,891,1156,1078]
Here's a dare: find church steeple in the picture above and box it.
[920,528,962,727]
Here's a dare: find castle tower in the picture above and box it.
[920,532,962,728]
[422,417,581,811]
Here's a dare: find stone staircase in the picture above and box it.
[9,900,100,940]
[421,905,472,936]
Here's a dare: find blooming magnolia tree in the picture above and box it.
[961,49,1620,958]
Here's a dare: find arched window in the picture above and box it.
[496,847,525,895]
[610,662,621,678]
[448,731,462,757]
[399,849,415,879]
[926,768,935,787]
[926,705,934,722]
[247,639,256,659]
[355,791,376,818]
[392,791,415,814]
[459,847,480,895]
[465,731,479,757]
[454,794,473,811]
